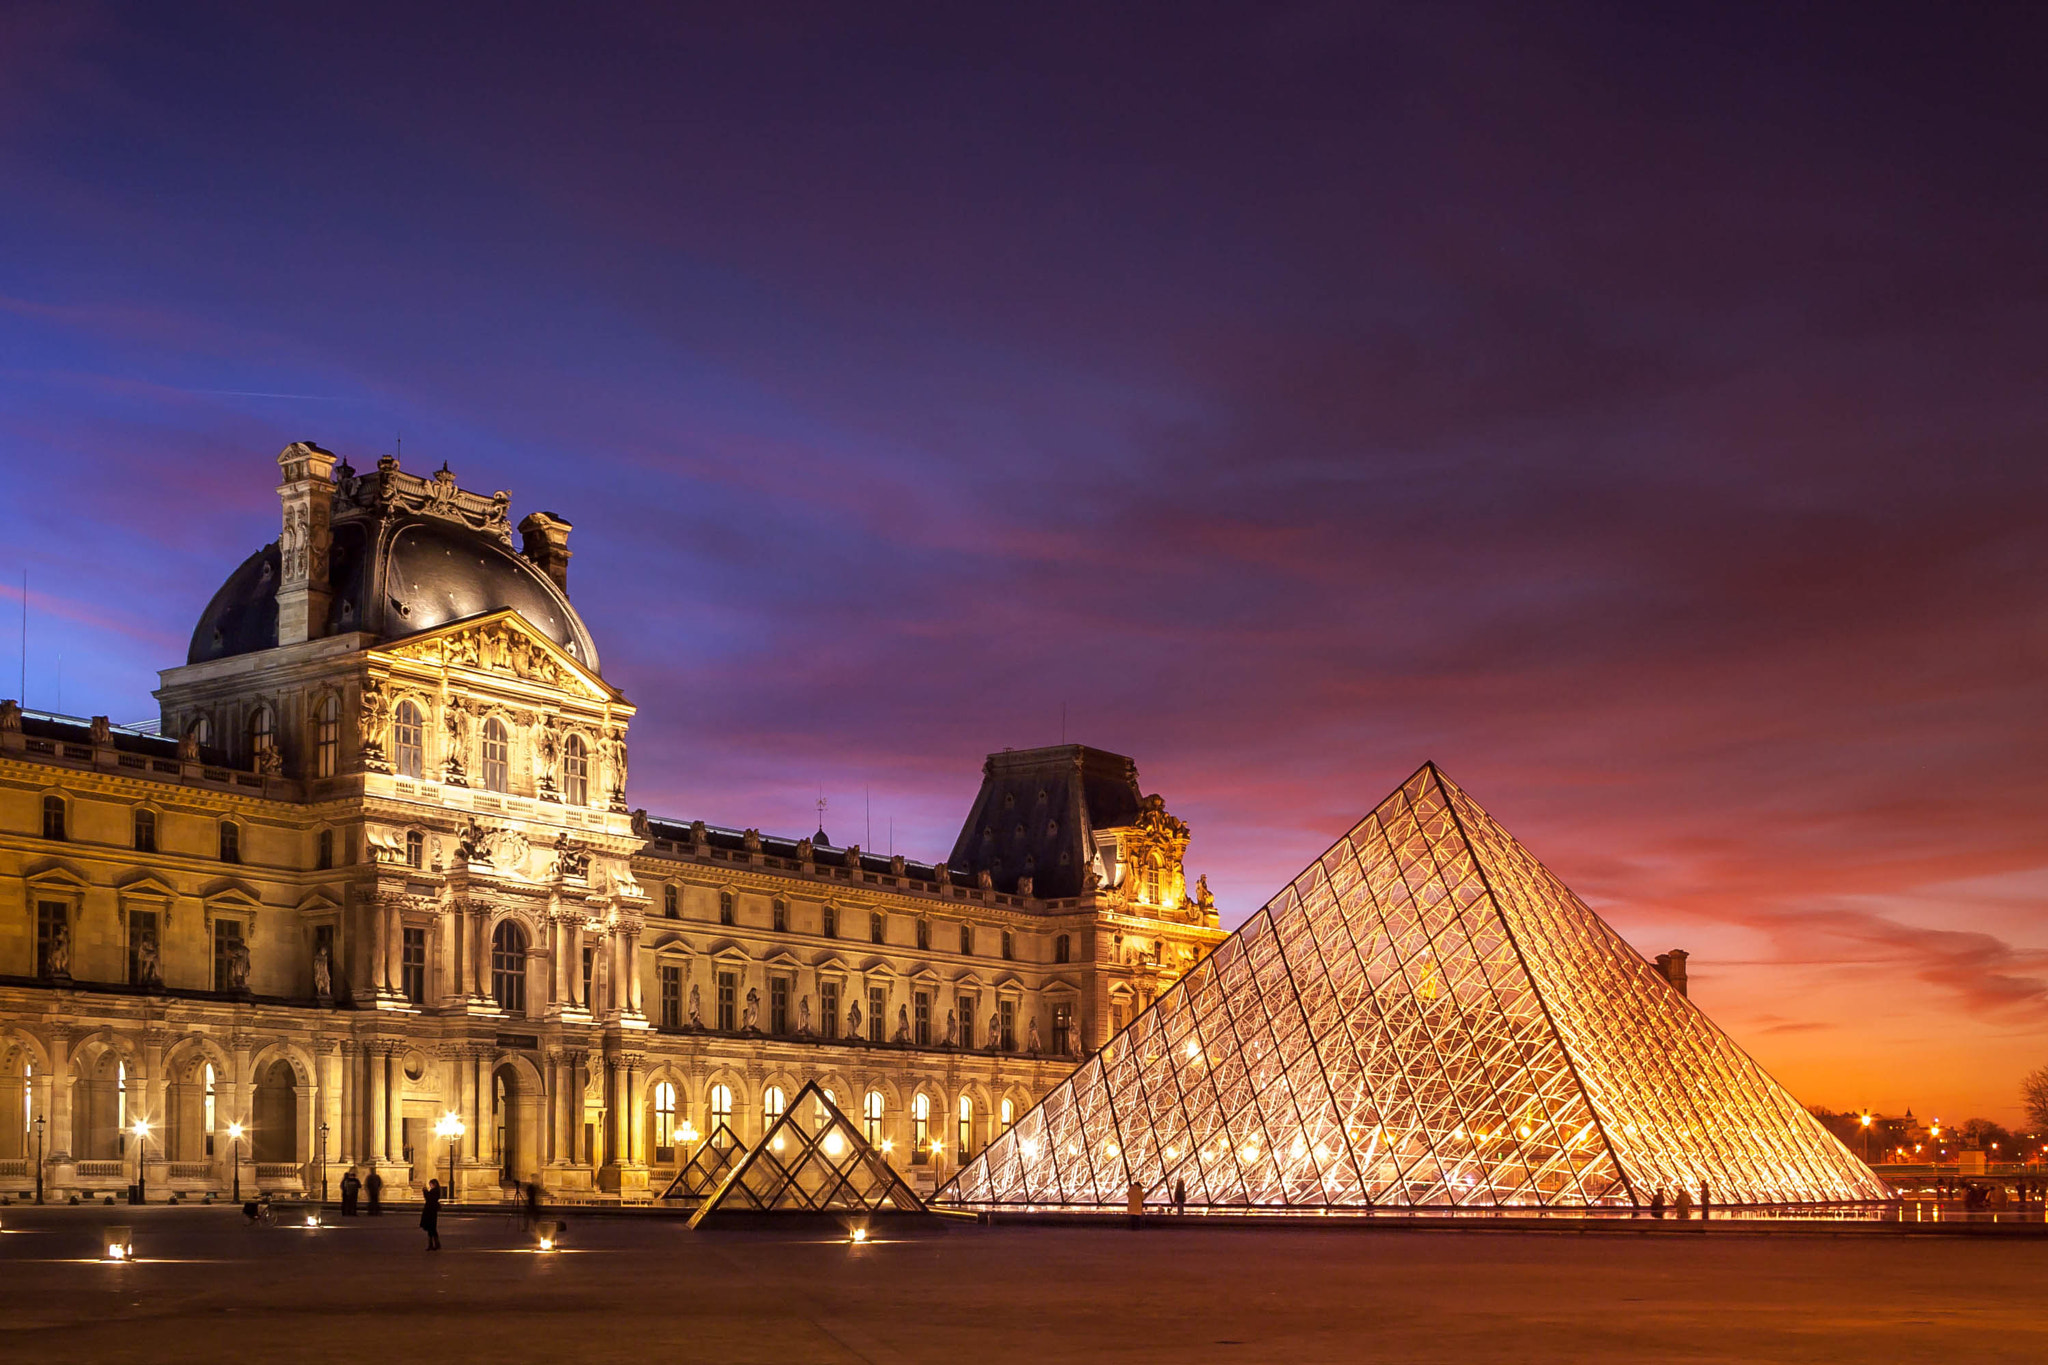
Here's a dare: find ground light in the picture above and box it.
[535,1219,564,1252]
[103,1226,133,1261]
[850,1225,868,1244]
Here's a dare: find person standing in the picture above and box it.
[523,1180,543,1236]
[340,1168,361,1215]
[421,1178,442,1250]
[1126,1180,1145,1231]
[1673,1186,1694,1220]
[1173,1176,1187,1215]
[365,1168,383,1216]
[1699,1181,1710,1221]
[1649,1188,1665,1219]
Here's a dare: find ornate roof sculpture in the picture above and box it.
[655,1121,748,1205]
[689,1080,928,1227]
[938,763,1890,1211]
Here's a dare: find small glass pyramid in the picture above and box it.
[939,764,1889,1211]
[656,1121,747,1204]
[690,1080,928,1227]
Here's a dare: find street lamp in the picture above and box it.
[227,1122,245,1202]
[318,1121,330,1203]
[1860,1112,1873,1163]
[130,1119,152,1205]
[435,1111,465,1204]
[33,1114,45,1206]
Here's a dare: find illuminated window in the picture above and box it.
[867,986,886,1044]
[481,718,510,792]
[770,977,790,1034]
[717,971,737,1031]
[653,1081,677,1161]
[863,1090,885,1147]
[186,714,212,748]
[1001,930,1014,961]
[956,994,977,1049]
[212,919,243,991]
[912,1093,931,1164]
[490,920,527,1013]
[562,733,588,806]
[247,705,275,765]
[203,1063,217,1157]
[314,694,340,777]
[405,830,424,868]
[126,910,157,986]
[392,701,424,779]
[710,1083,733,1138]
[764,1085,787,1128]
[1000,1097,1014,1129]
[1000,999,1016,1051]
[958,1095,973,1162]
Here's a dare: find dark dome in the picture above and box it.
[187,516,600,671]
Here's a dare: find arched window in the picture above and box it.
[490,920,527,1013]
[763,1085,787,1127]
[203,1063,217,1156]
[562,733,588,806]
[1000,1097,1015,1129]
[816,1087,836,1131]
[653,1081,677,1162]
[718,891,735,926]
[958,1095,973,1162]
[863,1089,885,1148]
[247,705,275,765]
[709,1083,733,1142]
[134,808,156,852]
[481,718,510,792]
[186,714,212,747]
[392,701,424,779]
[314,695,340,778]
[911,1092,930,1165]
[218,819,240,864]
[1054,933,1071,963]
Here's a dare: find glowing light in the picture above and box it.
[879,1139,894,1154]
[131,1119,151,1140]
[434,1111,466,1140]
[771,1135,785,1153]
[537,1237,555,1252]
[304,1215,320,1228]
[821,1130,848,1159]
[850,1226,868,1244]
[679,1121,700,1145]
[226,1122,244,1141]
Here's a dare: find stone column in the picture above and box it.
[625,928,644,1016]
[318,1042,342,1188]
[384,901,404,997]
[542,1053,561,1166]
[383,1048,403,1170]
[567,921,585,1010]
[367,1045,388,1162]
[623,1055,642,1164]
[47,1029,74,1163]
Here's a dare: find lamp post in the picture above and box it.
[130,1119,151,1205]
[227,1121,245,1203]
[318,1121,329,1203]
[435,1111,465,1205]
[1860,1112,1873,1164]
[33,1113,46,1205]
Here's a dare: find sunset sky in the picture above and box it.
[2,4,2043,1126]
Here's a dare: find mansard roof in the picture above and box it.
[947,744,1148,899]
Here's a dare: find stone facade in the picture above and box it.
[0,446,1225,1204]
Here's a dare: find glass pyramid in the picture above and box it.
[689,1080,928,1227]
[939,764,1889,1211]
[656,1121,747,1204]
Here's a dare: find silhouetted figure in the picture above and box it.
[421,1179,442,1250]
[340,1169,361,1215]
[523,1180,543,1235]
[1650,1188,1665,1219]
[365,1169,383,1216]
[1127,1180,1145,1230]
[1699,1181,1710,1221]
[1173,1176,1187,1215]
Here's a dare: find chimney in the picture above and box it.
[275,442,338,645]
[1655,949,1690,997]
[519,511,574,594]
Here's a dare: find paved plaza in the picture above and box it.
[0,1205,2043,1363]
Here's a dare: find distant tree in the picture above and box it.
[2024,1064,2048,1132]
[1958,1118,2015,1153]
[1806,1106,1864,1147]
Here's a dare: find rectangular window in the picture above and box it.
[1000,999,1016,1051]
[133,809,157,853]
[316,828,333,870]
[957,994,977,1049]
[719,892,735,926]
[770,977,790,1034]
[914,991,930,1047]
[663,884,678,919]
[717,971,737,1032]
[127,910,158,987]
[35,902,66,978]
[402,927,427,1004]
[821,905,837,938]
[1001,930,1014,961]
[41,795,65,841]
[867,986,885,1043]
[772,899,788,932]
[1054,933,1070,964]
[960,925,973,955]
[870,913,885,944]
[213,920,244,992]
[582,946,596,1012]
[1053,1003,1074,1056]
[218,820,240,864]
[916,919,930,950]
[405,830,424,868]
[658,964,681,1029]
[821,980,840,1040]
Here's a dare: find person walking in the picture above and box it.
[365,1168,383,1216]
[1673,1186,1694,1220]
[340,1168,361,1216]
[421,1178,443,1250]
[1649,1188,1665,1219]
[523,1180,543,1236]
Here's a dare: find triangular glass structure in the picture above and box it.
[655,1121,747,1204]
[940,764,1889,1211]
[689,1080,928,1227]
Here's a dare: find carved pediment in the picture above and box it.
[374,610,613,701]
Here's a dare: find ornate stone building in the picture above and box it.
[0,445,1224,1203]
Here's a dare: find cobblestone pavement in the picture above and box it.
[0,1205,2042,1363]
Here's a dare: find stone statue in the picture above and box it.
[742,828,763,853]
[1082,865,1103,893]
[795,837,813,864]
[894,1003,910,1044]
[1027,1017,1042,1055]
[742,987,760,1032]
[1196,874,1215,912]
[989,1011,1002,1050]
[551,835,590,881]
[844,843,861,869]
[602,728,629,805]
[356,681,391,752]
[934,863,951,889]
[847,999,863,1039]
[177,728,200,762]
[228,938,252,992]
[1017,875,1034,896]
[688,819,708,850]
[313,944,332,1000]
[255,744,284,777]
[798,994,813,1035]
[977,869,995,890]
[46,920,71,978]
[944,1010,958,1047]
[89,714,111,746]
[890,854,906,877]
[135,929,161,988]
[0,698,21,732]
[535,721,561,795]
[688,983,702,1028]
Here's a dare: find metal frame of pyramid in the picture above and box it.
[656,1121,748,1203]
[938,763,1891,1212]
[689,1079,929,1227]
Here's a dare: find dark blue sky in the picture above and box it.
[2,3,2045,1120]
